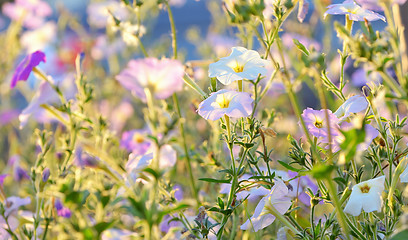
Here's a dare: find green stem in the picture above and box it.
[183,74,207,98]
[165,1,177,59]
[172,93,199,205]
[265,204,301,236]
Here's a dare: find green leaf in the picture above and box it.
[277,160,301,172]
[199,178,231,183]
[293,39,310,56]
[95,221,115,235]
[339,127,366,164]
[310,164,335,180]
[390,229,408,240]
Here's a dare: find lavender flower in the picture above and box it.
[197,89,253,120]
[8,155,30,182]
[208,47,269,85]
[4,196,31,217]
[240,180,292,232]
[116,58,184,101]
[55,200,71,218]
[301,108,340,138]
[120,129,151,155]
[74,147,99,168]
[0,174,8,187]
[324,0,386,22]
[10,51,46,88]
[334,95,368,120]
[42,168,50,182]
[356,0,407,11]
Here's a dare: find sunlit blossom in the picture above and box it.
[240,180,292,232]
[116,58,185,101]
[208,47,269,85]
[334,95,368,120]
[20,22,57,53]
[120,129,151,155]
[2,0,52,29]
[324,0,386,22]
[197,89,253,120]
[344,176,385,216]
[301,108,340,138]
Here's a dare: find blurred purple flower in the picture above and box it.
[120,129,151,155]
[10,51,46,88]
[159,214,181,233]
[74,147,99,168]
[0,174,8,187]
[297,0,310,22]
[240,180,291,232]
[356,0,407,11]
[287,171,318,206]
[116,58,184,101]
[324,0,385,22]
[99,100,134,133]
[0,110,20,125]
[91,35,125,60]
[2,0,52,29]
[197,89,253,120]
[173,184,183,201]
[8,155,30,182]
[351,67,382,87]
[208,47,269,85]
[55,200,71,218]
[42,168,50,182]
[301,108,340,138]
[4,196,31,217]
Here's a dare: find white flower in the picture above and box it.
[344,176,385,216]
[334,95,368,121]
[240,180,292,232]
[208,47,269,85]
[20,21,57,53]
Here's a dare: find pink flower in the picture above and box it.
[116,58,184,101]
[10,51,46,88]
[2,0,52,29]
[197,89,253,120]
[120,129,151,155]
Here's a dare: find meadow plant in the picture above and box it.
[1,0,408,239]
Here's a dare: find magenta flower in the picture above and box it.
[10,51,46,88]
[301,108,340,138]
[120,129,151,155]
[0,174,8,187]
[2,0,52,29]
[55,200,72,218]
[197,89,253,120]
[116,58,184,102]
[324,0,385,22]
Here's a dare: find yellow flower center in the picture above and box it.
[215,94,230,108]
[233,65,244,73]
[359,184,371,193]
[132,133,145,144]
[314,119,323,128]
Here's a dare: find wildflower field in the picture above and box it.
[1,0,408,239]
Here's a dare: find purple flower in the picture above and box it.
[301,108,340,138]
[74,147,99,168]
[120,129,151,155]
[197,89,253,120]
[0,174,8,187]
[55,200,71,218]
[10,51,46,88]
[42,168,50,182]
[116,58,185,102]
[4,196,31,217]
[0,110,20,125]
[8,155,30,182]
[324,0,386,22]
[356,0,407,11]
[2,0,52,29]
[240,180,292,232]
